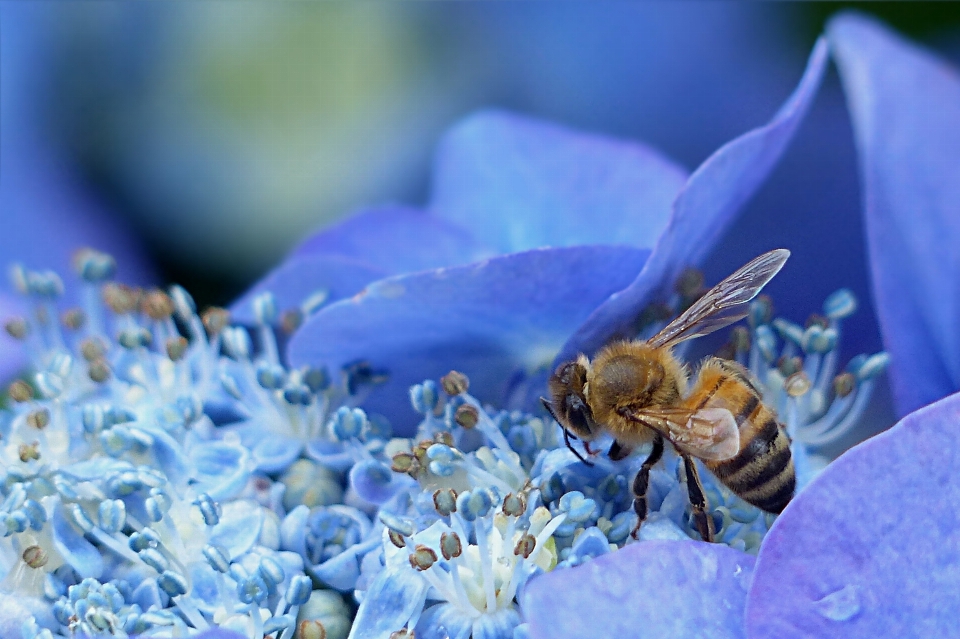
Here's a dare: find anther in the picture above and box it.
[388,530,406,549]
[88,359,111,383]
[4,317,29,340]
[280,309,303,335]
[784,371,812,397]
[73,248,116,282]
[777,356,803,377]
[731,326,750,353]
[8,380,33,403]
[408,545,437,571]
[433,431,455,447]
[833,372,855,398]
[26,409,50,430]
[502,492,526,517]
[513,533,537,558]
[440,532,462,560]
[389,630,415,639]
[79,337,107,362]
[390,452,418,476]
[141,290,175,320]
[201,307,230,337]
[299,621,327,639]
[433,489,457,516]
[19,441,40,462]
[102,283,140,315]
[61,308,86,331]
[441,370,470,396]
[165,336,189,362]
[22,545,48,569]
[749,295,774,327]
[454,404,479,429]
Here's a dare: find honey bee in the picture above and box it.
[541,249,795,542]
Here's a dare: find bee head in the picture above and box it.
[544,358,598,441]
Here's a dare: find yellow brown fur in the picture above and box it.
[584,341,688,447]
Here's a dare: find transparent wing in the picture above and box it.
[618,405,740,461]
[648,249,790,349]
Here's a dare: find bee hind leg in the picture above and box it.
[630,434,664,539]
[681,454,715,543]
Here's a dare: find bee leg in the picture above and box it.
[630,434,664,539]
[608,440,634,461]
[563,427,594,467]
[681,454,715,543]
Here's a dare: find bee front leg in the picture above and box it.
[681,454,715,543]
[630,434,664,539]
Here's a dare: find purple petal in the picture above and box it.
[291,205,494,274]
[287,246,650,434]
[558,37,828,363]
[230,254,388,324]
[522,541,754,639]
[829,13,960,416]
[746,391,960,636]
[430,110,689,254]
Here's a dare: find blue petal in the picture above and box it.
[746,391,960,637]
[230,254,388,324]
[0,596,54,639]
[291,205,494,273]
[51,503,103,579]
[350,459,416,505]
[288,246,650,434]
[430,110,689,254]
[349,564,430,639]
[208,500,263,560]
[305,439,356,473]
[279,505,310,557]
[310,537,380,592]
[189,439,252,500]
[250,436,304,474]
[558,38,828,362]
[829,13,960,416]
[522,541,754,639]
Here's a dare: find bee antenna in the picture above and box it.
[564,427,594,467]
[539,397,558,421]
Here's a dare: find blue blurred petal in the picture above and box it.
[0,596,54,639]
[522,540,754,639]
[231,254,388,324]
[292,205,494,273]
[0,4,155,291]
[746,391,960,637]
[558,38,828,362]
[430,110,689,254]
[288,246,650,433]
[51,504,103,579]
[310,537,380,592]
[829,13,960,416]
[280,505,310,557]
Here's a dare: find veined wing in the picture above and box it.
[648,249,789,349]
[617,405,740,461]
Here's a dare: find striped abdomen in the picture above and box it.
[689,358,795,513]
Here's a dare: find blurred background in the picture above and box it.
[2,2,959,433]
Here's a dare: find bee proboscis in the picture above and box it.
[542,249,795,542]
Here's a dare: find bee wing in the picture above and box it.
[648,249,790,349]
[620,406,740,461]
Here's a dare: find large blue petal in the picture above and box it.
[829,13,960,416]
[430,110,689,254]
[746,391,960,637]
[291,205,494,274]
[208,500,263,560]
[349,564,430,639]
[558,37,828,363]
[230,254,388,324]
[288,246,650,434]
[522,540,754,639]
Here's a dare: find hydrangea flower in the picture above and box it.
[521,13,960,639]
[246,37,832,437]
